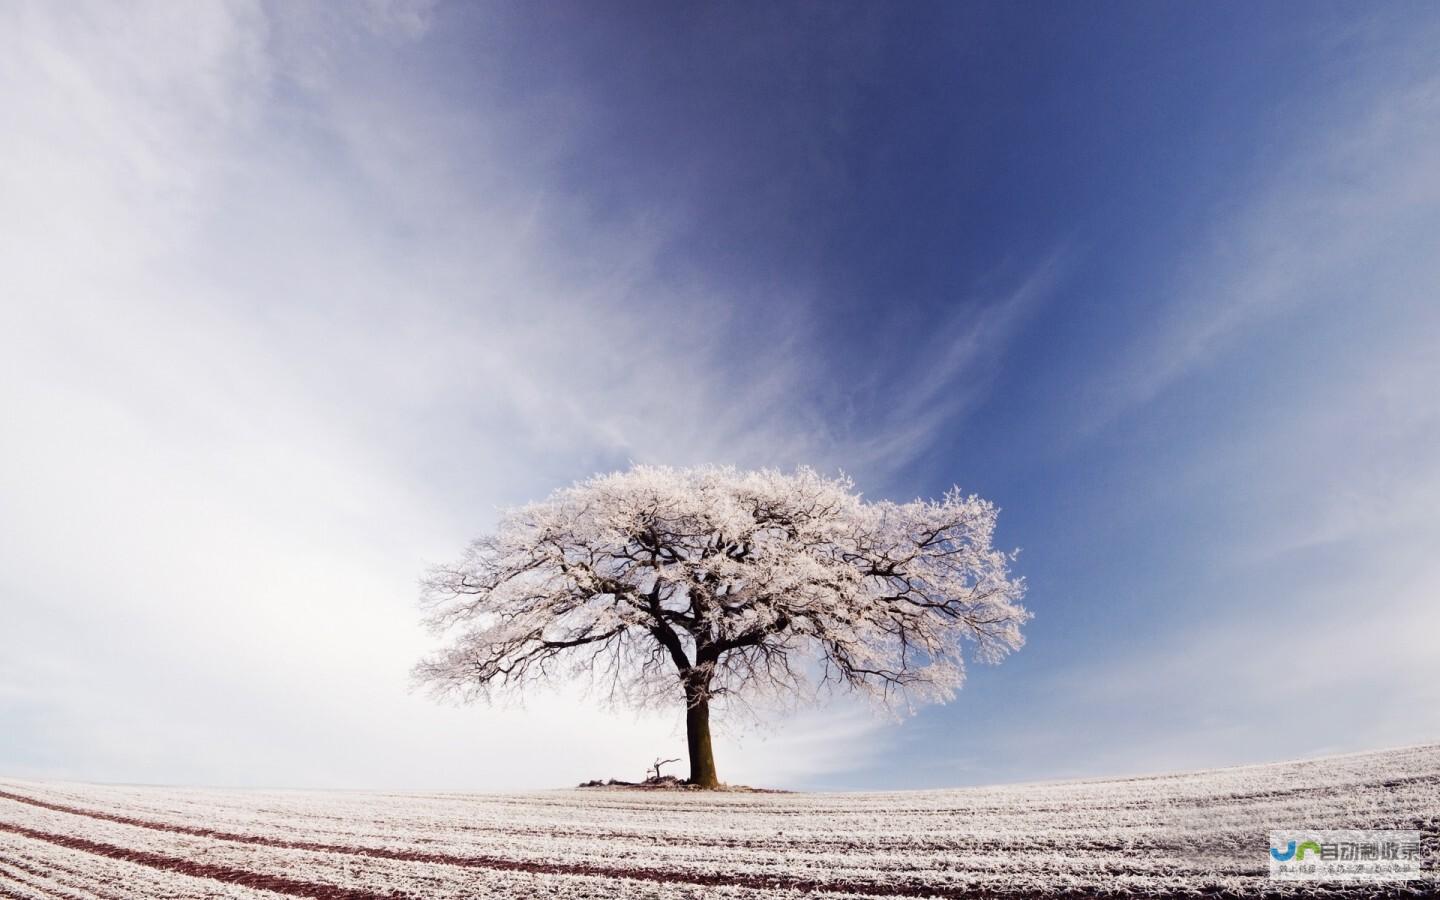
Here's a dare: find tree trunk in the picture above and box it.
[684,687,719,788]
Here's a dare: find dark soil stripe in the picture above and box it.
[0,856,103,900]
[0,790,1400,900]
[0,820,396,900]
[0,805,884,899]
[1,843,140,900]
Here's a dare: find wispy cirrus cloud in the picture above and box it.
[0,1,1043,789]
[999,30,1440,780]
[1085,81,1440,428]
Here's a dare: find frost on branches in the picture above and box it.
[414,465,1029,787]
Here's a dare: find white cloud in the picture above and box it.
[845,250,1067,474]
[1082,70,1440,430]
[0,2,1034,789]
[1011,38,1440,780]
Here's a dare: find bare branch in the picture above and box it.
[414,465,1028,722]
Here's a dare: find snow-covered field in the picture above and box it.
[1,744,1435,899]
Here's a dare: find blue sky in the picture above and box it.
[2,1,1437,791]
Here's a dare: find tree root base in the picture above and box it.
[576,776,786,792]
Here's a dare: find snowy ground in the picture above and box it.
[1,743,1436,899]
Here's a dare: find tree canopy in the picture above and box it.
[414,465,1029,787]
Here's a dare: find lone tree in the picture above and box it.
[414,465,1028,788]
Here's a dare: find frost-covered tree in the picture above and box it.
[414,465,1028,788]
